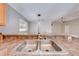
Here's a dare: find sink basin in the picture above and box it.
[40,40,62,52]
[51,41,62,51]
[16,41,26,52]
[22,40,38,52]
[14,40,38,52]
[40,40,55,52]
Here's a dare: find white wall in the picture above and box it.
[29,20,65,34]
[29,21,38,34]
[0,6,29,34]
[52,22,64,34]
[51,19,79,36]
[29,20,52,34]
[64,19,79,36]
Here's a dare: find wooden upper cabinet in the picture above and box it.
[0,3,7,26]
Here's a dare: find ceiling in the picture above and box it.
[8,3,79,22]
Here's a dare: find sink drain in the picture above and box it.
[45,49,49,52]
[28,50,32,52]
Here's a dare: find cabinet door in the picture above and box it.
[0,3,7,26]
[0,34,3,43]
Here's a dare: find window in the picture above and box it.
[19,19,28,34]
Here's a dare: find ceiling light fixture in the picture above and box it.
[37,14,41,17]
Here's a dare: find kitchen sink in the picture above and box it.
[40,40,55,52]
[15,40,38,52]
[40,40,62,52]
[10,39,69,56]
[22,40,38,52]
[51,41,62,51]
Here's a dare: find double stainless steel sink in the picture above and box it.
[12,39,63,56]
